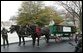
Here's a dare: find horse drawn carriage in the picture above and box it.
[48,24,76,41]
[9,23,76,46]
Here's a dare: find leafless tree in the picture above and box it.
[57,1,82,31]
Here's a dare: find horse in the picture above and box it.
[9,25,50,47]
[41,26,50,44]
[24,24,50,47]
[28,24,50,47]
[9,25,31,46]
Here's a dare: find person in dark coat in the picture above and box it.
[75,38,82,52]
[1,27,9,46]
[75,32,80,43]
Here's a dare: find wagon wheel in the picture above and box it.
[54,36,62,43]
[58,36,62,41]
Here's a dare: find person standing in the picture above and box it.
[1,27,9,46]
[75,32,79,43]
[75,39,82,52]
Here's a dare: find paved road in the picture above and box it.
[1,39,76,52]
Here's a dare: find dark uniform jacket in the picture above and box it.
[1,29,8,37]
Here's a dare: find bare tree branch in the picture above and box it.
[57,1,82,31]
[58,1,80,19]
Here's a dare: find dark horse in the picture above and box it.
[9,25,31,46]
[41,26,50,44]
[29,24,50,47]
[9,25,50,47]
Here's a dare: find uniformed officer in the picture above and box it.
[1,27,9,46]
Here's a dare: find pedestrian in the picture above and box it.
[1,27,9,47]
[75,32,79,43]
[75,39,82,52]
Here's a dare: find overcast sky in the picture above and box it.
[1,1,65,21]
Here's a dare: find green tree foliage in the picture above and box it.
[16,1,43,26]
[16,1,63,27]
[35,7,63,26]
